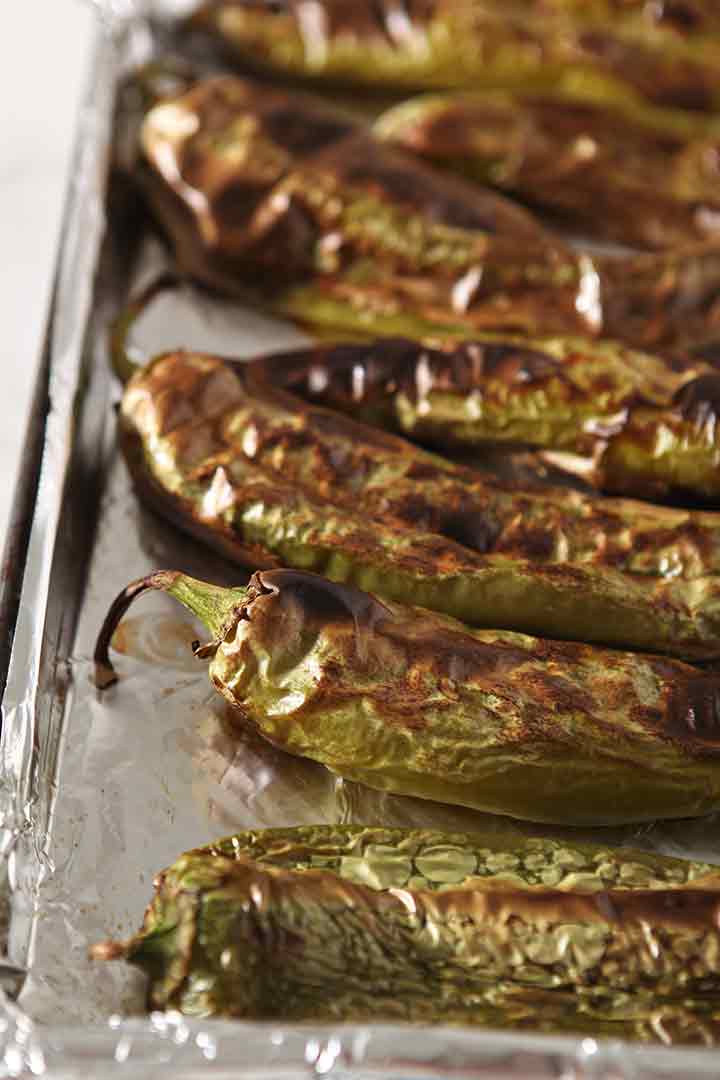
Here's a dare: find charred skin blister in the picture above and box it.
[92,824,720,1040]
[95,567,720,824]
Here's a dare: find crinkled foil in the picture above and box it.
[1,2,719,1075]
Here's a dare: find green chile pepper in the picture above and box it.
[137,74,720,350]
[188,1,720,113]
[119,348,720,657]
[92,824,720,1040]
[375,88,720,251]
[94,567,720,823]
[248,335,720,503]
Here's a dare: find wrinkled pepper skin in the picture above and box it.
[138,75,720,350]
[94,568,720,824]
[249,336,720,502]
[188,1,720,113]
[92,825,720,1041]
[375,89,720,251]
[119,349,720,658]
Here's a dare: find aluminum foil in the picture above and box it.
[1,2,720,1075]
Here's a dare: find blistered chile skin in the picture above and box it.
[188,0,720,113]
[93,825,720,1041]
[119,349,720,658]
[249,336,720,502]
[375,90,720,251]
[138,74,720,350]
[94,568,720,824]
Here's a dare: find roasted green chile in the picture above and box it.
[94,568,720,824]
[92,825,720,1040]
[119,348,720,657]
[249,335,720,502]
[138,74,720,349]
[189,1,720,113]
[375,89,720,251]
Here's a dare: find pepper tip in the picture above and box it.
[94,661,119,692]
[89,940,127,962]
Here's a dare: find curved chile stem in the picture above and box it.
[110,272,183,384]
[93,571,182,690]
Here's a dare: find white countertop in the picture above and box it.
[1,2,95,547]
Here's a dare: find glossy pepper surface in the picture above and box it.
[94,568,720,823]
[119,348,720,658]
[92,824,720,1040]
[249,335,720,502]
[138,74,720,350]
[188,1,720,113]
[375,88,720,251]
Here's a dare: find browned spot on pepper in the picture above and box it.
[520,670,598,718]
[496,526,556,561]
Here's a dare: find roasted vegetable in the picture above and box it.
[94,568,720,823]
[248,335,720,502]
[92,824,720,1040]
[137,74,720,350]
[119,348,720,657]
[375,89,720,251]
[188,1,720,113]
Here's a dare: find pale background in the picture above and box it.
[1,2,95,546]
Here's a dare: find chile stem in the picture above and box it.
[110,273,183,384]
[93,570,249,689]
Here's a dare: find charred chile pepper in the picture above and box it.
[92,824,720,1040]
[119,348,720,657]
[188,1,720,113]
[375,89,720,251]
[139,75,592,342]
[249,336,720,502]
[138,74,720,350]
[94,568,720,823]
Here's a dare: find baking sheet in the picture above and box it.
[1,3,720,1075]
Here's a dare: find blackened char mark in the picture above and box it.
[673,373,720,423]
[441,508,501,554]
[440,341,561,392]
[277,338,563,403]
[496,525,556,561]
[304,339,421,403]
[252,568,392,626]
[651,1,705,31]
[212,182,272,231]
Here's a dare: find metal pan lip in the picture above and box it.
[0,4,719,1073]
